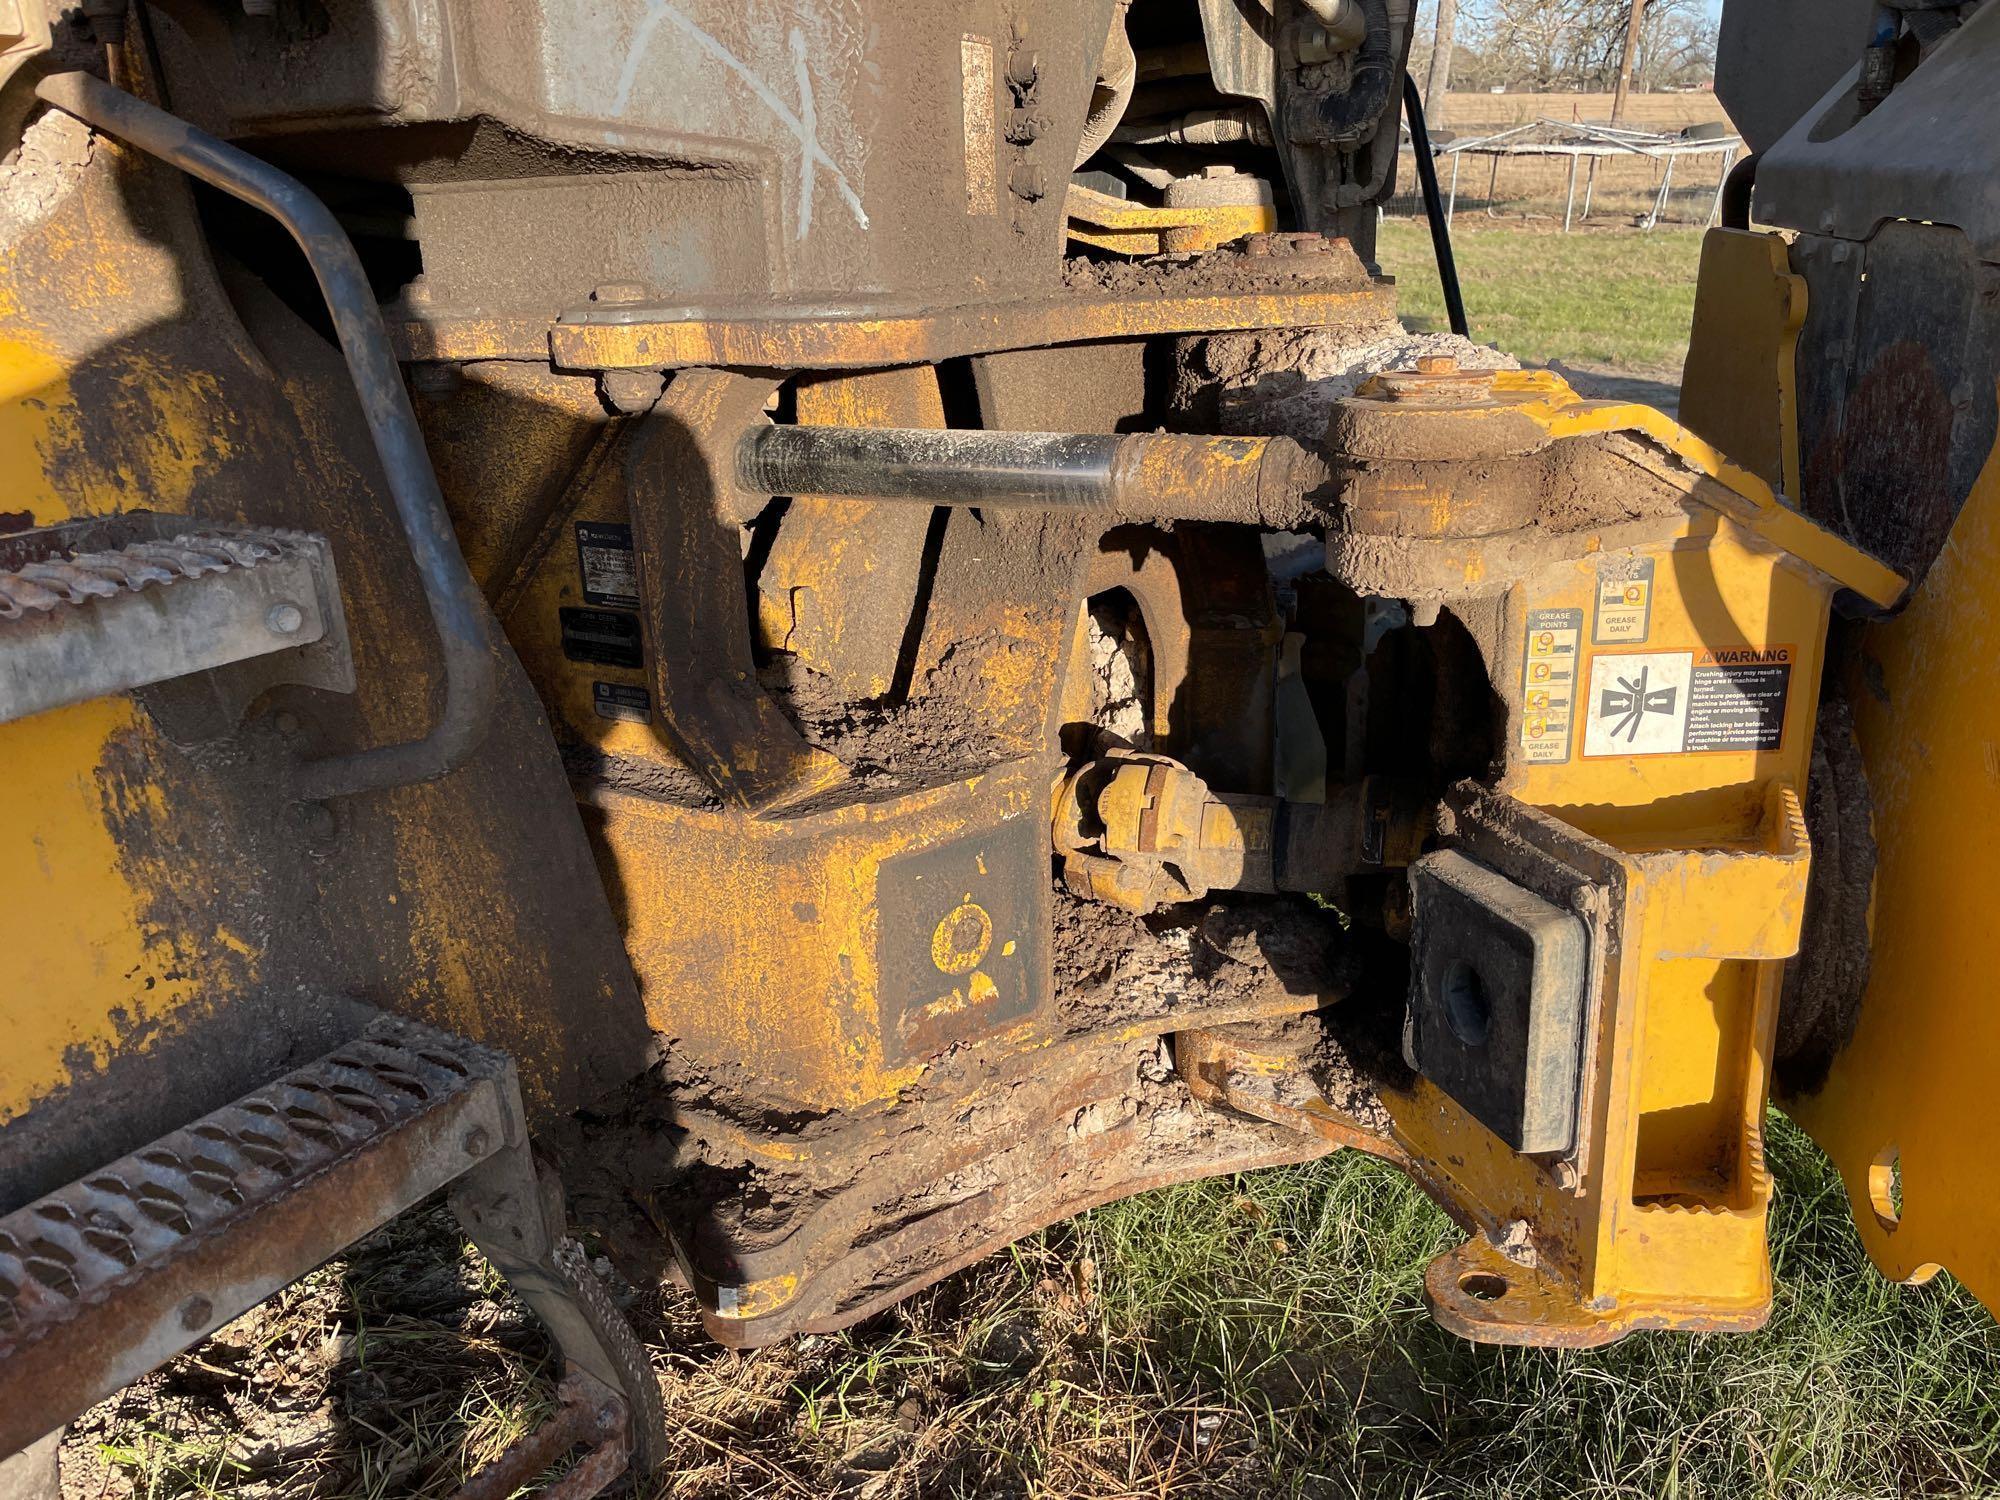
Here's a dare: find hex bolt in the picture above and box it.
[1415,355,1460,375]
[1550,1160,1582,1192]
[462,1126,492,1158]
[590,282,649,306]
[179,1294,213,1331]
[1009,163,1046,202]
[265,600,305,636]
[599,368,667,415]
[294,800,337,845]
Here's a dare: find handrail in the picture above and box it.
[35,70,497,801]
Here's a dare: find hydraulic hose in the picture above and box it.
[1401,73,1468,338]
[34,71,497,803]
[1309,0,1393,141]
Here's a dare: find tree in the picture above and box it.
[1445,0,1715,95]
[1611,0,1645,121]
[1424,0,1460,124]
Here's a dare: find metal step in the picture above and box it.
[0,514,350,726]
[0,1016,516,1456]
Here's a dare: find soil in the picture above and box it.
[0,108,93,235]
[1185,323,1522,445]
[1083,600,1150,747]
[563,741,723,809]
[763,648,1017,791]
[1060,241,1377,298]
[58,1205,543,1500]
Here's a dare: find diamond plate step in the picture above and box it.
[0,1017,516,1456]
[0,514,350,725]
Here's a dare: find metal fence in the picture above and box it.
[1390,118,1743,232]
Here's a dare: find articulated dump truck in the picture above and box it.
[2,0,1995,1490]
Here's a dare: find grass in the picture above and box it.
[64,228,2000,1498]
[69,1119,2000,1498]
[1377,218,1703,373]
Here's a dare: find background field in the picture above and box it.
[61,223,2000,1500]
[1390,88,1739,230]
[1428,90,1733,133]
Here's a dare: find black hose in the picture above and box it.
[35,71,497,802]
[1401,74,1468,339]
[1310,0,1394,140]
[1719,151,1758,231]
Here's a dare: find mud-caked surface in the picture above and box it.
[1179,322,1521,444]
[1061,242,1379,299]
[759,643,1023,796]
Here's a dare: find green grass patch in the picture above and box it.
[1377,219,1704,373]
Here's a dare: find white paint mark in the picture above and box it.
[612,1,869,237]
[790,28,817,241]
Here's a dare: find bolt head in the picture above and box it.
[1415,355,1460,375]
[462,1126,492,1158]
[265,601,305,636]
[294,800,337,845]
[180,1294,214,1331]
[599,368,666,415]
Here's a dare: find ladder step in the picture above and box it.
[0,515,346,725]
[0,1016,517,1456]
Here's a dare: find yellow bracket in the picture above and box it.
[1486,370,1907,610]
[1400,783,1810,1346]
[1063,182,1274,257]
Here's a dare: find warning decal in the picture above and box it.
[1685,646,1792,752]
[1584,650,1692,756]
[575,521,639,609]
[1519,607,1583,765]
[1583,646,1792,757]
[1592,555,1655,644]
